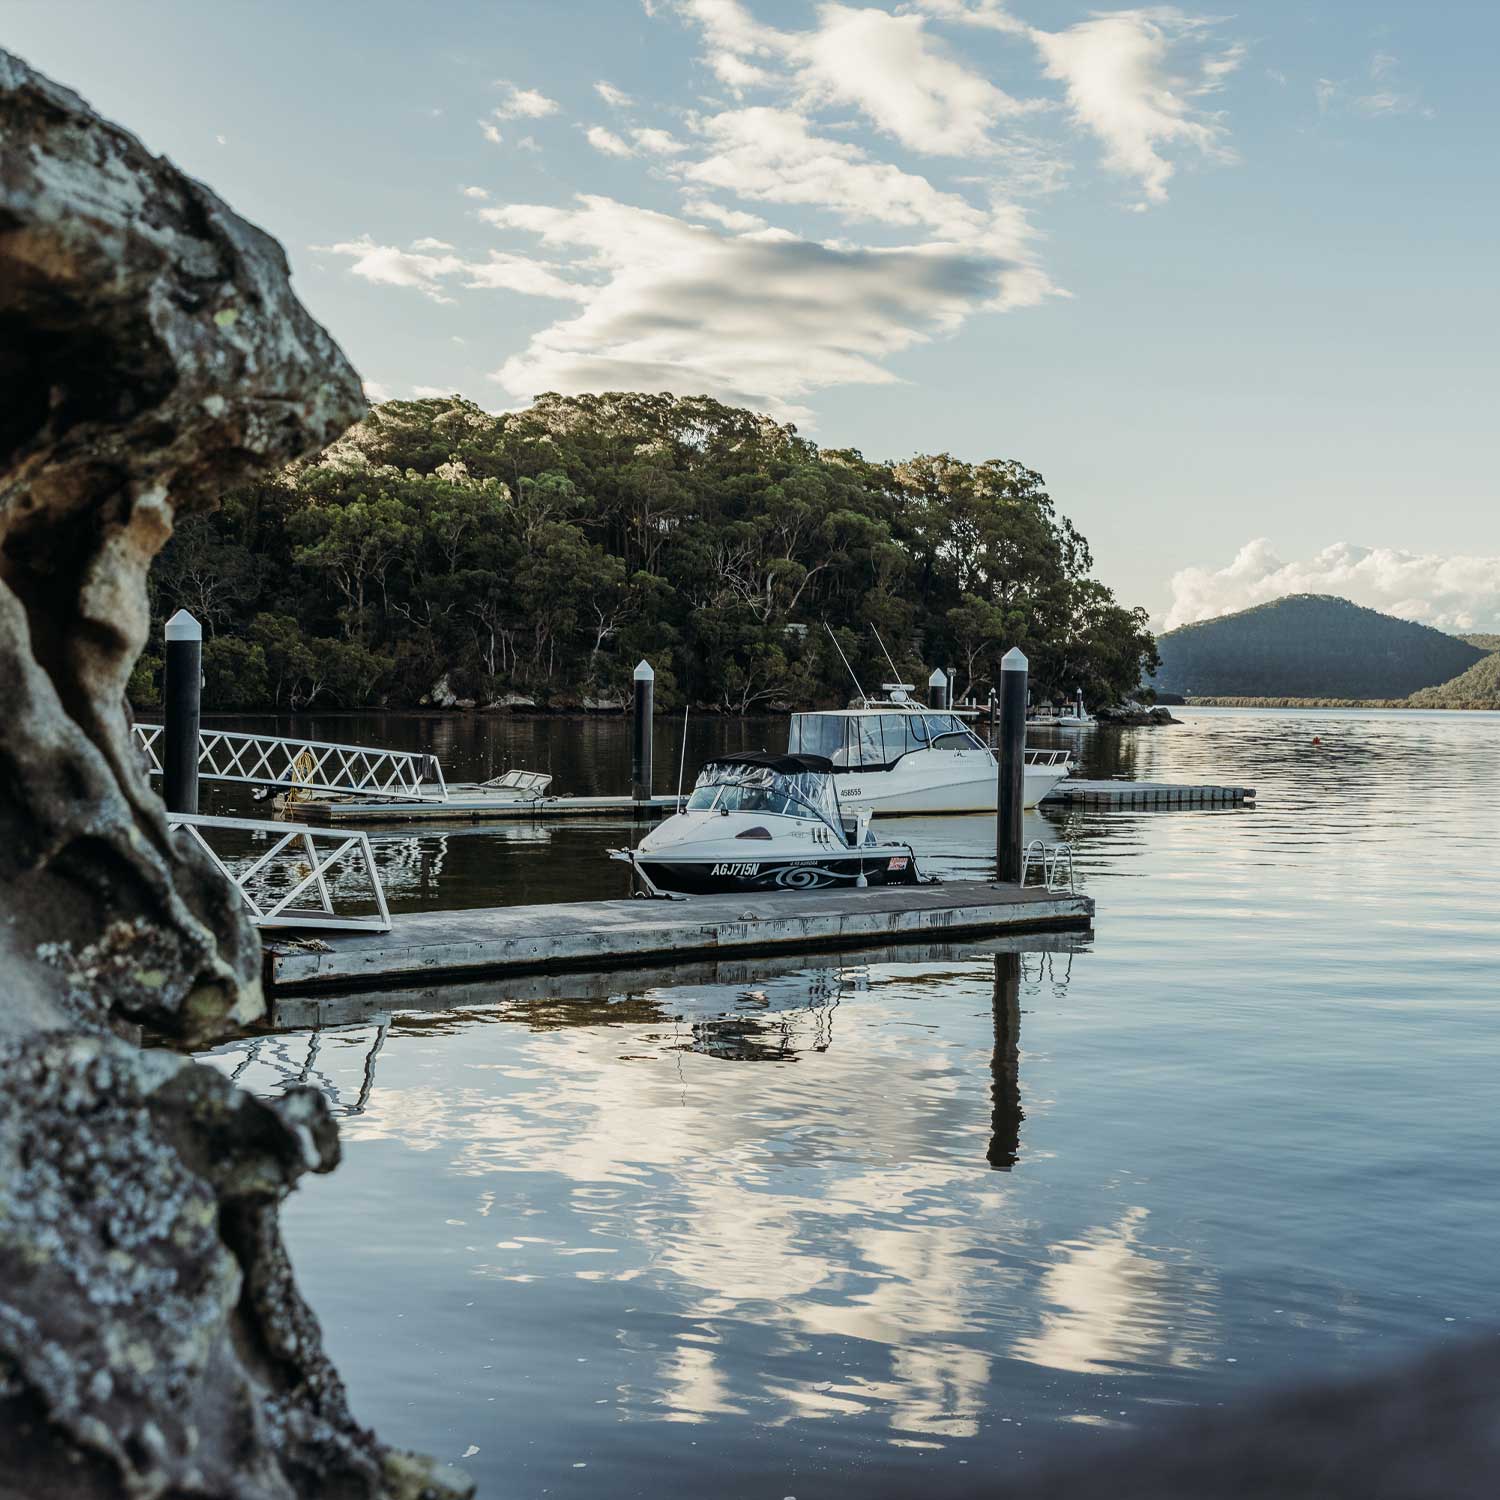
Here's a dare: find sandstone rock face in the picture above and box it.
[0,50,469,1499]
[0,49,361,1037]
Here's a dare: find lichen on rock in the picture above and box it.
[0,48,469,1499]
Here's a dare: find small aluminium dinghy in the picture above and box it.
[609,752,932,897]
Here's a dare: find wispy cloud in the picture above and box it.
[1030,12,1241,206]
[491,83,561,119]
[1316,51,1432,120]
[478,121,504,146]
[585,125,636,157]
[473,194,1049,422]
[461,185,490,200]
[1165,539,1500,632]
[632,126,689,155]
[326,0,1246,423]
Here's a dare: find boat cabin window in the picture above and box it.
[691,761,842,831]
[788,711,984,768]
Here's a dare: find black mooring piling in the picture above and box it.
[631,659,654,804]
[163,608,201,814]
[928,667,950,711]
[996,647,1027,884]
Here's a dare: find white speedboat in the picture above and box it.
[786,688,1072,815]
[609,752,931,897]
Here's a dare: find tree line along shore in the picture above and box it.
[128,392,1159,716]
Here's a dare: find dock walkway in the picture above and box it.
[1049,780,1254,807]
[264,880,1093,993]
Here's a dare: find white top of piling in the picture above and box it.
[165,609,202,642]
[633,659,655,681]
[928,667,948,687]
[1001,647,1028,671]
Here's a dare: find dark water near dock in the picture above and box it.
[199,710,1500,1497]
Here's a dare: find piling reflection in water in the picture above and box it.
[989,952,1023,1171]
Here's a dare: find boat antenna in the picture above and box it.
[870,624,902,686]
[675,704,690,809]
[823,622,868,704]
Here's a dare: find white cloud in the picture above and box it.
[314,236,587,304]
[476,194,1044,421]
[632,126,689,155]
[311,235,467,303]
[796,2,1031,155]
[680,196,768,232]
[462,252,591,301]
[585,125,636,157]
[479,120,503,146]
[1031,11,1239,205]
[679,107,1007,240]
[595,80,632,108]
[1164,539,1500,633]
[362,379,393,403]
[1315,52,1431,120]
[411,385,456,398]
[678,0,1033,154]
[461,185,490,199]
[491,83,560,119]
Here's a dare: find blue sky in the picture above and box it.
[8,0,1497,628]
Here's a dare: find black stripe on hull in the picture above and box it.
[636,852,922,895]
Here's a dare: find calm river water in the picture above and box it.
[198,709,1500,1498]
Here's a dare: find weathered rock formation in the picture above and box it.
[0,50,469,1499]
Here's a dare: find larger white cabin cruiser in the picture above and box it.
[786,688,1071,815]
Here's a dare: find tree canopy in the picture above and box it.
[131,392,1158,713]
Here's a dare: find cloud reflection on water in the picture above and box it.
[206,945,1220,1447]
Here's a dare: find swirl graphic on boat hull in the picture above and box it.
[771,864,849,890]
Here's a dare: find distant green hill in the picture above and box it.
[1408,652,1500,708]
[1459,633,1500,652]
[1153,594,1488,699]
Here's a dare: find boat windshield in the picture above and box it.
[788,711,986,768]
[692,762,842,831]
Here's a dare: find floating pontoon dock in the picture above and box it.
[288,779,1254,823]
[264,880,1093,993]
[1048,780,1255,807]
[286,788,680,824]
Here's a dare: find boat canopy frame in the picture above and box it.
[692,753,846,838]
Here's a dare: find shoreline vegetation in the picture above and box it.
[128,392,1159,718]
[1187,696,1454,710]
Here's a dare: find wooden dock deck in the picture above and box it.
[268,928,1091,1030]
[1048,779,1254,807]
[287,790,678,824]
[264,880,1094,993]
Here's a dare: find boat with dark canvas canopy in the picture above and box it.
[609,751,931,896]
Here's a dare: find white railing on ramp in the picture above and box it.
[168,812,392,931]
[135,724,446,802]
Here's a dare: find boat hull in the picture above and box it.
[833,762,1068,815]
[629,848,923,895]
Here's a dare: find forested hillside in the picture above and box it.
[131,393,1157,713]
[1152,595,1487,699]
[1409,650,1500,708]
